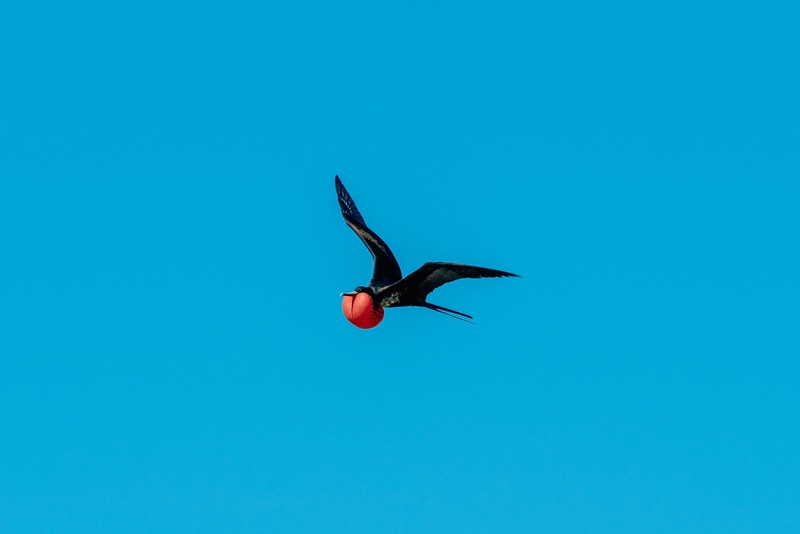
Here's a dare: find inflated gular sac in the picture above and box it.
[342,292,384,329]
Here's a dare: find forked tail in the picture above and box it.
[425,303,475,324]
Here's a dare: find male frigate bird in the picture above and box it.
[336,175,518,329]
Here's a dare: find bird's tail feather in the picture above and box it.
[426,303,475,324]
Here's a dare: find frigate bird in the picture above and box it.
[336,175,518,329]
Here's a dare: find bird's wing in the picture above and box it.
[335,175,403,287]
[389,262,518,303]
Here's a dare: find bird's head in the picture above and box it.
[340,286,384,329]
[339,285,371,298]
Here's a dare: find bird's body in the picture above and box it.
[336,175,518,328]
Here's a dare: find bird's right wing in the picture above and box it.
[335,175,403,287]
[394,262,519,302]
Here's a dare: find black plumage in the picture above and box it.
[335,176,402,288]
[336,175,518,321]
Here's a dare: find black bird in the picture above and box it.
[336,175,518,328]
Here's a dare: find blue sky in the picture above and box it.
[1,1,798,532]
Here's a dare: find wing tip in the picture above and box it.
[480,267,520,279]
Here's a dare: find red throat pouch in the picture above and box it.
[342,293,385,329]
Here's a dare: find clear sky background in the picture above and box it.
[1,1,798,532]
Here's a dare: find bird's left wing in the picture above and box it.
[335,175,403,287]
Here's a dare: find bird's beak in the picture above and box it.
[340,291,356,297]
